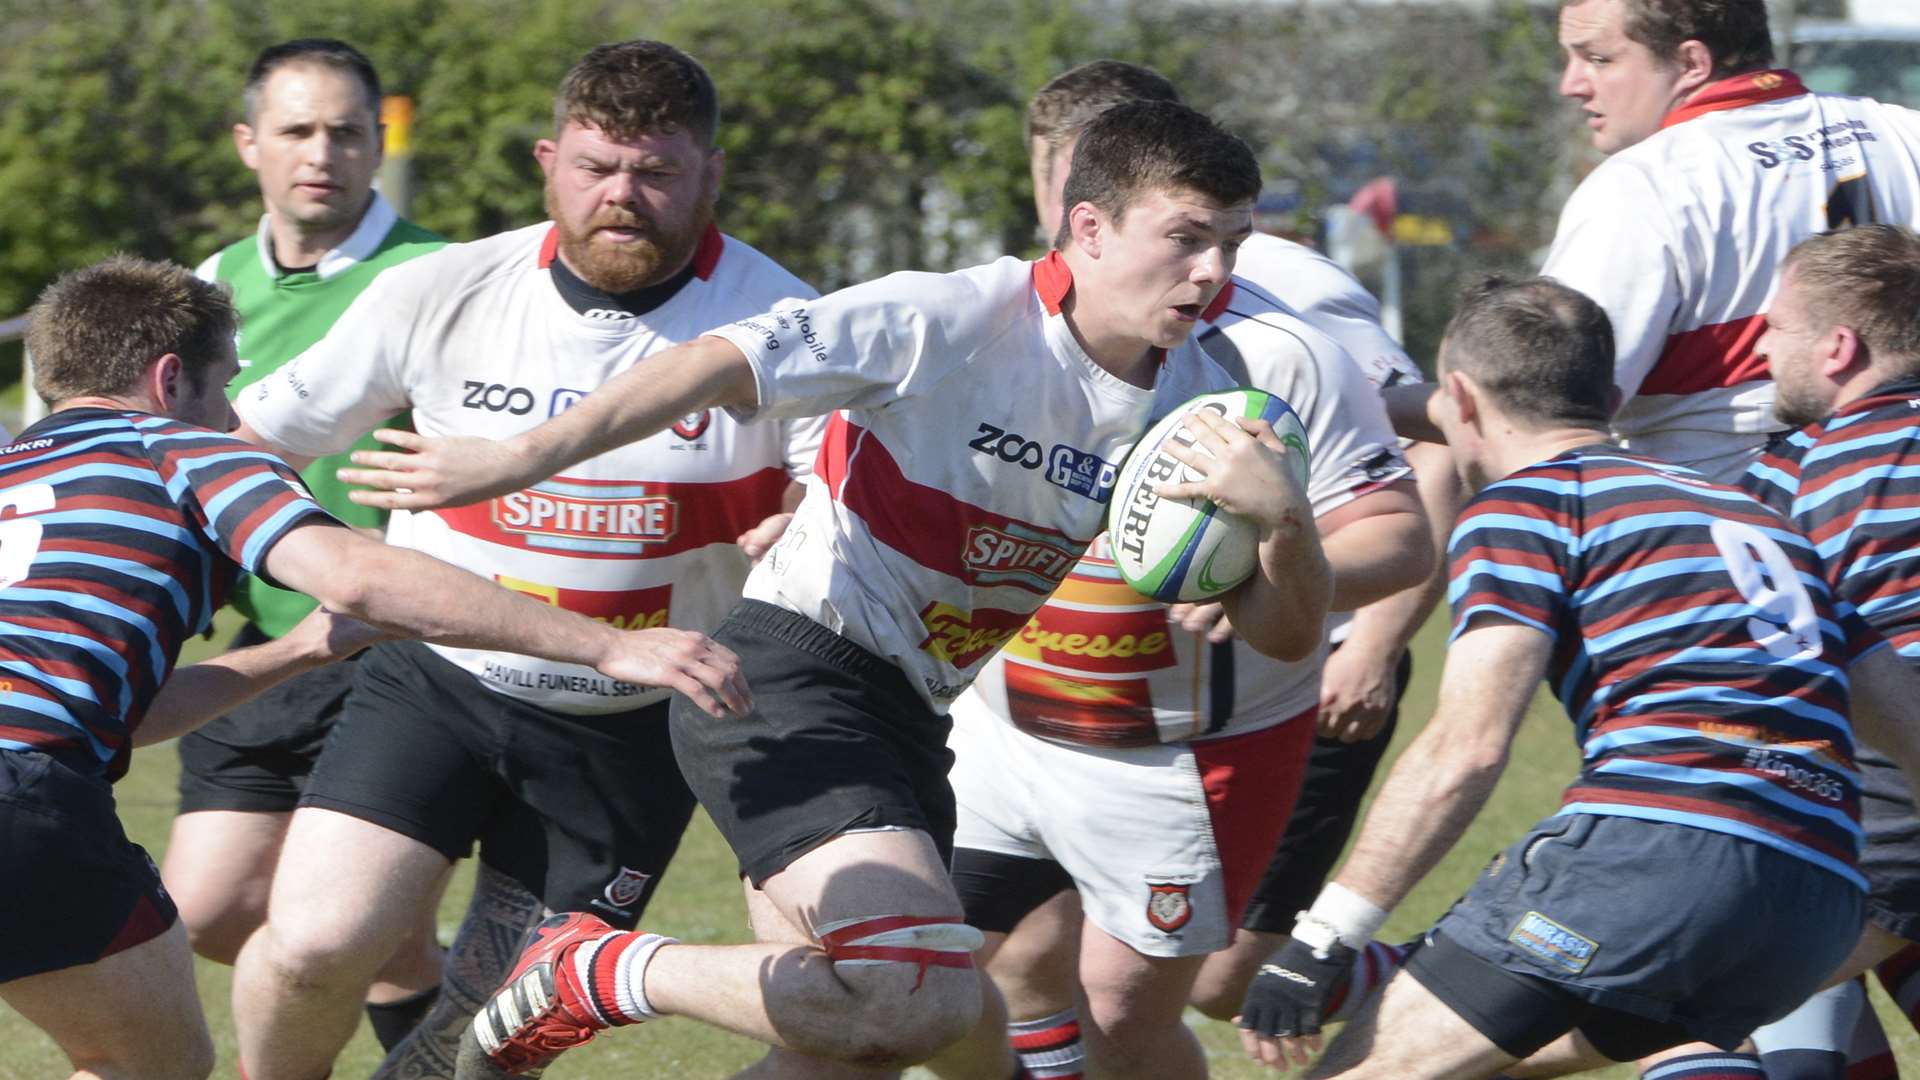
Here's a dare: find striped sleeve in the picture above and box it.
[1446,476,1575,643]
[1740,430,1809,515]
[138,421,338,584]
[1791,400,1920,661]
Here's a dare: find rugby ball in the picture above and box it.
[1107,388,1310,603]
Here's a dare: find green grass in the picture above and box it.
[3,610,1916,1077]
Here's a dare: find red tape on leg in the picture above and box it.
[818,915,979,993]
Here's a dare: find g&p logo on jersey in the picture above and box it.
[968,423,1118,503]
[549,388,588,416]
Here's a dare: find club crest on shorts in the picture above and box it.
[601,867,653,911]
[1146,881,1192,933]
[672,410,711,441]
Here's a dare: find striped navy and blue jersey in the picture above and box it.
[1449,445,1872,888]
[0,409,333,781]
[1745,377,1920,661]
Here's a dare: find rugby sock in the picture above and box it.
[1324,940,1412,1023]
[365,985,440,1052]
[583,930,676,1026]
[1874,942,1920,1031]
[1754,980,1863,1080]
[1640,1052,1764,1079]
[1843,1000,1896,1080]
[1008,1007,1085,1079]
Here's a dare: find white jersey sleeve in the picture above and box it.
[234,258,423,456]
[780,415,827,480]
[710,261,1026,424]
[1541,161,1681,403]
[1234,234,1421,390]
[1198,298,1409,518]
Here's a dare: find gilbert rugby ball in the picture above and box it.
[1107,388,1310,603]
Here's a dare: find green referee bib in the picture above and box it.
[203,194,444,638]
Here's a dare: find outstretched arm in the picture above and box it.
[1849,646,1920,789]
[1237,616,1545,1070]
[261,521,751,717]
[338,335,759,511]
[1318,440,1464,742]
[135,607,389,746]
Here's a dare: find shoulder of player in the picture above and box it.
[1200,284,1338,373]
[349,221,547,308]
[195,235,261,285]
[1796,392,1920,471]
[708,231,820,303]
[1233,233,1372,311]
[372,216,450,258]
[811,254,1034,333]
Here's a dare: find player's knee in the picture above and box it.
[818,914,986,1064]
[260,916,384,988]
[843,968,983,1066]
[176,903,258,965]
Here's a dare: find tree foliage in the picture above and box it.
[1,0,1573,368]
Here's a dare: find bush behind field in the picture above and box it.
[0,0,1568,376]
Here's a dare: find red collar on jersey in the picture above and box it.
[1029,250,1237,322]
[1662,69,1807,130]
[536,223,726,280]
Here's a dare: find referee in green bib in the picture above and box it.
[161,37,447,1052]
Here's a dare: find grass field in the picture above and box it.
[2,610,1914,1078]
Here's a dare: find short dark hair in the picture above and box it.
[1027,61,1181,149]
[1441,275,1615,428]
[26,256,237,408]
[554,40,718,146]
[244,38,382,123]
[1783,225,1920,374]
[1054,100,1260,249]
[1612,0,1773,77]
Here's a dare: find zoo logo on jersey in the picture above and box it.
[968,423,1118,502]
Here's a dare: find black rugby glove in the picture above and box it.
[1237,936,1354,1038]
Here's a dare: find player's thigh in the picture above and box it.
[669,601,960,888]
[264,806,452,958]
[1307,968,1519,1080]
[160,810,288,920]
[1041,718,1314,960]
[761,828,965,932]
[488,697,695,927]
[1076,918,1205,1033]
[983,889,1082,1018]
[0,920,212,1079]
[0,751,184,989]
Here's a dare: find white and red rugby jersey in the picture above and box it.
[1237,233,1423,393]
[711,252,1238,711]
[238,222,820,712]
[954,279,1411,746]
[1544,70,1920,482]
